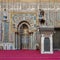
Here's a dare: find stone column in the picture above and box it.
[15,32,18,50]
[29,33,33,50]
[32,32,36,50]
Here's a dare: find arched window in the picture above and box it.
[44,37,50,51]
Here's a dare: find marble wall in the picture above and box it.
[0,2,60,50]
[0,12,2,41]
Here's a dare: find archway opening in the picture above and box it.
[20,24,30,49]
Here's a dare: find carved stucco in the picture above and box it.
[10,12,37,32]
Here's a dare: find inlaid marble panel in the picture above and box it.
[12,13,36,27]
[0,24,1,41]
[4,22,9,42]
